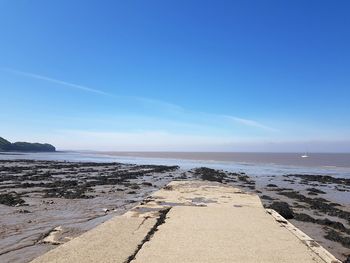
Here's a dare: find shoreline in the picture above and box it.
[91,151,350,168]
[3,151,350,172]
[0,158,349,262]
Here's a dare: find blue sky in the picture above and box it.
[0,0,349,152]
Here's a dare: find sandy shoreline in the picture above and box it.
[0,159,349,262]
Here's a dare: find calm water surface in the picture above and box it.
[1,151,349,178]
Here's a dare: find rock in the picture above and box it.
[324,229,350,248]
[294,213,315,222]
[269,202,294,219]
[266,184,278,187]
[42,200,55,205]
[261,195,274,201]
[0,192,26,206]
[306,187,326,194]
[17,209,31,213]
[193,167,227,183]
[285,174,350,187]
[129,184,140,190]
[276,190,350,223]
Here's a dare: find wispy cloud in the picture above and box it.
[134,96,185,112]
[2,68,277,132]
[223,115,278,132]
[2,68,111,96]
[2,68,184,112]
[54,129,238,151]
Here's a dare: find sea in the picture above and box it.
[1,151,349,179]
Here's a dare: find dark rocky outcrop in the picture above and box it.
[285,174,350,187]
[261,195,274,200]
[0,137,56,152]
[194,167,227,183]
[0,160,179,199]
[266,184,278,187]
[0,192,26,206]
[276,189,350,223]
[294,213,350,235]
[269,201,294,219]
[306,187,326,195]
[324,229,350,248]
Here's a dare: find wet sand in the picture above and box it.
[0,160,179,262]
[0,159,349,262]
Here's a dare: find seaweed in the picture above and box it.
[324,229,350,248]
[277,190,350,223]
[0,192,25,206]
[268,201,294,219]
[193,167,227,183]
[306,187,326,195]
[0,160,179,200]
[285,174,350,186]
[266,184,278,187]
[294,213,350,234]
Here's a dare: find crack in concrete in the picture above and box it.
[134,216,151,232]
[124,207,171,263]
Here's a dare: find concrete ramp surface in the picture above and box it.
[31,181,340,263]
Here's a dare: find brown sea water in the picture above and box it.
[98,151,350,168]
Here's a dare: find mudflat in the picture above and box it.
[0,160,179,262]
[1,160,349,262]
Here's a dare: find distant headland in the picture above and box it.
[0,137,56,152]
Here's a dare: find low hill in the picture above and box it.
[0,137,56,152]
[0,137,12,151]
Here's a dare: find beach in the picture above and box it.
[0,152,349,262]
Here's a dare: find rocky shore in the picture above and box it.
[0,160,349,262]
[0,160,179,262]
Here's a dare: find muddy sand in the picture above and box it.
[0,160,349,262]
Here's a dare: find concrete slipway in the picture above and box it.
[31,181,341,263]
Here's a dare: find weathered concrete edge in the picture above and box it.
[266,209,341,263]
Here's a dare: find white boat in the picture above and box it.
[301,153,309,158]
